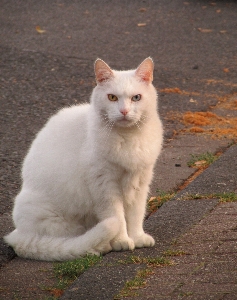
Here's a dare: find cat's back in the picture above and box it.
[23,104,90,174]
[46,103,90,135]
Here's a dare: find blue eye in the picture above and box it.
[131,94,141,101]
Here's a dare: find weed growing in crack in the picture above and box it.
[187,152,218,168]
[54,254,102,287]
[147,190,175,215]
[42,254,102,298]
[163,249,187,257]
[114,255,174,299]
[114,268,153,299]
[119,255,172,267]
[177,192,237,202]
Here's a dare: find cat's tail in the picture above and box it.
[4,217,119,261]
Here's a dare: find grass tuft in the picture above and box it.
[114,268,153,299]
[178,192,237,202]
[115,255,173,299]
[187,152,218,168]
[119,254,173,267]
[163,249,187,257]
[147,190,175,214]
[42,254,102,298]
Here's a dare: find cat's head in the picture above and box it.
[91,58,158,128]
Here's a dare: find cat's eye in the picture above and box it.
[131,94,141,102]
[108,94,118,101]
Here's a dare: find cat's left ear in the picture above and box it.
[94,59,114,84]
[135,57,154,84]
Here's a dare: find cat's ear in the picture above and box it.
[94,59,114,84]
[135,57,154,84]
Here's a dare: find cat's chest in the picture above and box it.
[106,134,155,170]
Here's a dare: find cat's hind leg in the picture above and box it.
[11,189,86,238]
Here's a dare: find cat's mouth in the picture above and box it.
[115,116,136,127]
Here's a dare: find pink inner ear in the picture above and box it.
[140,70,152,82]
[97,70,111,83]
[95,59,114,83]
[135,59,154,83]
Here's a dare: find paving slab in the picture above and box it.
[151,134,231,195]
[175,144,237,198]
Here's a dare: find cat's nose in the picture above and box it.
[120,109,129,116]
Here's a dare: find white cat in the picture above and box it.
[4,58,163,261]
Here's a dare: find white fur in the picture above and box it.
[4,58,163,261]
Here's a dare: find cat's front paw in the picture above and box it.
[133,233,155,248]
[111,236,135,251]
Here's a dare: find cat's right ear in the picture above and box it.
[135,57,154,84]
[94,59,114,84]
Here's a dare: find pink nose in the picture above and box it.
[120,109,129,116]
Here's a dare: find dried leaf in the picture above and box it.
[137,23,146,27]
[220,30,227,34]
[36,26,46,34]
[139,8,147,12]
[50,289,64,297]
[198,28,213,33]
[216,9,221,13]
[194,160,207,166]
[148,197,156,203]
[223,68,230,73]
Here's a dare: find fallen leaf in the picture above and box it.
[198,28,213,33]
[190,127,205,133]
[223,68,230,73]
[149,197,156,202]
[137,23,146,27]
[194,160,207,166]
[139,8,147,12]
[216,9,221,13]
[220,30,227,34]
[36,26,46,34]
[160,87,182,94]
[210,2,216,6]
[190,98,197,103]
[50,289,64,297]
